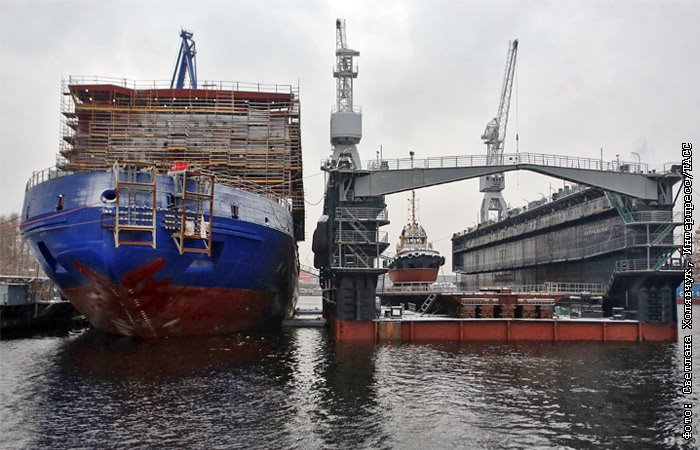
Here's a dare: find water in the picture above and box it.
[1,299,698,449]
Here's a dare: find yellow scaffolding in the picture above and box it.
[58,77,305,239]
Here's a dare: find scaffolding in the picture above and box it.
[58,76,305,239]
[112,161,157,248]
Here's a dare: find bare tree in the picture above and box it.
[0,213,43,277]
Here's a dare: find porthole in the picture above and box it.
[101,189,117,203]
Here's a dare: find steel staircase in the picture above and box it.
[651,223,675,245]
[605,191,634,224]
[419,293,438,315]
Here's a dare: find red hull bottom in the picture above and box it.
[388,268,439,284]
[63,260,285,337]
[66,285,280,337]
[677,299,700,305]
[329,318,678,342]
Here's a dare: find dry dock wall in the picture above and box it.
[330,318,677,342]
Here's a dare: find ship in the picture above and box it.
[676,260,700,304]
[19,32,304,337]
[452,181,684,322]
[387,190,445,284]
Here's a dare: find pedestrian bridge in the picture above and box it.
[332,152,680,203]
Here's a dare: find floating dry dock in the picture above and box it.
[347,314,677,343]
[312,20,683,343]
[328,286,677,342]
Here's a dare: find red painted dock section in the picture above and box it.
[330,318,677,342]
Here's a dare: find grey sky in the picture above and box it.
[1,0,698,271]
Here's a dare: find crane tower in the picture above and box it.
[479,39,518,223]
[330,18,362,167]
[170,29,197,89]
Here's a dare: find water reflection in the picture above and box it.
[34,329,306,448]
[2,308,698,449]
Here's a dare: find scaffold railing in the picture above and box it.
[65,76,298,94]
[55,75,305,239]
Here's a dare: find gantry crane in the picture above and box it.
[330,18,362,167]
[479,39,518,223]
[170,29,197,89]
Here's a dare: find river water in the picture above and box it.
[1,299,698,449]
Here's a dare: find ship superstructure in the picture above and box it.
[388,187,445,285]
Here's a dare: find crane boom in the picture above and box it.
[479,39,518,223]
[482,39,518,164]
[170,29,197,89]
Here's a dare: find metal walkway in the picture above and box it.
[343,151,679,203]
[363,152,649,172]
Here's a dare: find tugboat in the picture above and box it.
[387,189,445,285]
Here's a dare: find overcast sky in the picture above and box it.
[1,0,698,272]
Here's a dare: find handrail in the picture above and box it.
[335,207,388,221]
[66,76,297,95]
[26,167,74,190]
[335,230,389,244]
[25,165,290,208]
[454,231,679,264]
[361,152,665,174]
[630,210,681,223]
[614,258,684,272]
[381,281,604,295]
[299,264,320,277]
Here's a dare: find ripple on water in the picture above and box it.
[2,305,699,449]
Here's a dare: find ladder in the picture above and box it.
[651,223,675,245]
[604,191,634,224]
[169,169,215,256]
[113,161,157,248]
[419,293,438,315]
[651,249,675,271]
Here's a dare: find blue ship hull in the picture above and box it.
[20,171,298,337]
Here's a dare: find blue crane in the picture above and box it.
[170,29,197,89]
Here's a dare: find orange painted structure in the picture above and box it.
[329,317,677,342]
[388,267,440,284]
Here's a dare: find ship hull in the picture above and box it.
[388,251,444,285]
[20,171,298,337]
[388,268,440,284]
